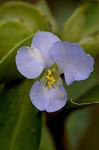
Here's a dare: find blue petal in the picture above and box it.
[30,81,67,112]
[16,46,44,79]
[50,41,94,85]
[32,31,60,67]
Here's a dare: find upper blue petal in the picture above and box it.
[31,31,61,67]
[30,81,67,112]
[16,46,44,79]
[50,41,94,85]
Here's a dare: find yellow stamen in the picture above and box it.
[46,76,55,82]
[46,69,56,88]
[47,69,51,76]
[44,69,64,97]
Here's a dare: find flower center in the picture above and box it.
[46,69,56,88]
[42,64,64,97]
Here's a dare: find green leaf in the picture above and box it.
[61,3,99,42]
[0,1,48,60]
[65,106,99,150]
[35,0,57,33]
[64,60,99,108]
[64,70,97,102]
[70,84,99,107]
[39,114,56,150]
[0,1,47,29]
[0,34,33,83]
[47,0,78,28]
[61,3,99,56]
[61,5,85,42]
[76,105,99,150]
[78,34,99,56]
[0,79,42,150]
[82,3,99,36]
[0,21,32,60]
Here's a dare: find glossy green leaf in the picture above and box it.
[0,79,42,150]
[0,1,48,60]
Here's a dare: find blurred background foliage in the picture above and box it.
[0,0,99,150]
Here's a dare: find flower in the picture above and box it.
[16,31,94,112]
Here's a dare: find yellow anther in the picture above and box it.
[47,69,52,76]
[46,76,55,82]
[51,78,55,82]
[46,69,56,88]
[46,75,50,79]
[44,69,64,96]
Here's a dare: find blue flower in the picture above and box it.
[16,31,94,112]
